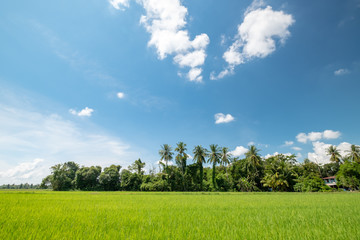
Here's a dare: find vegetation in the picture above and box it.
[0,191,359,239]
[39,144,360,192]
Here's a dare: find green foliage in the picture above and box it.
[99,165,121,191]
[336,161,360,190]
[294,175,328,192]
[75,166,102,191]
[120,169,142,191]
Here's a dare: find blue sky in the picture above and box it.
[1,0,360,184]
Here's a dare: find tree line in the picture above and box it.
[40,143,360,192]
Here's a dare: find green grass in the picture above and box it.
[0,191,359,239]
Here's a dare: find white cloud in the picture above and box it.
[248,141,255,146]
[212,2,294,80]
[265,152,292,159]
[308,141,351,164]
[0,159,45,180]
[292,146,302,151]
[188,68,203,82]
[334,68,350,76]
[110,0,210,82]
[284,141,294,146]
[69,107,94,117]
[117,92,125,99]
[109,0,130,10]
[323,130,341,139]
[214,113,235,124]
[296,130,341,143]
[230,146,248,157]
[0,104,139,184]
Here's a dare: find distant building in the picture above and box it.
[322,176,337,187]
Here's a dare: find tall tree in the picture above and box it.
[175,142,188,175]
[130,158,146,175]
[326,145,342,164]
[208,144,221,189]
[99,165,121,191]
[220,147,231,180]
[193,145,208,191]
[175,142,188,191]
[346,145,360,163]
[159,144,174,169]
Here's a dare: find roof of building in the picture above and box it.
[322,176,336,180]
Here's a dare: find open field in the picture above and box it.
[0,191,359,239]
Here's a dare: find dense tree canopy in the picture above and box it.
[40,143,360,192]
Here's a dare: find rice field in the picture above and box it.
[0,191,359,239]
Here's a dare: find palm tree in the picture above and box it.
[220,147,231,180]
[175,142,188,175]
[175,142,188,191]
[208,144,221,189]
[193,145,208,191]
[159,144,173,169]
[244,145,262,183]
[326,145,342,164]
[346,144,360,163]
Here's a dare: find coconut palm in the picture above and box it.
[159,144,173,169]
[193,145,208,191]
[175,142,188,175]
[244,145,262,183]
[346,144,360,163]
[208,144,221,189]
[175,142,188,190]
[220,147,231,180]
[326,145,342,164]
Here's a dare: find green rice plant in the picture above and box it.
[0,191,359,239]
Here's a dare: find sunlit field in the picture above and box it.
[0,191,359,239]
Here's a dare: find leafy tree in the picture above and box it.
[346,145,360,163]
[48,162,79,191]
[294,175,329,192]
[320,162,340,177]
[99,165,121,191]
[208,144,221,189]
[120,169,142,191]
[130,158,146,175]
[75,166,102,190]
[193,145,208,191]
[327,145,342,164]
[261,154,297,191]
[336,161,360,190]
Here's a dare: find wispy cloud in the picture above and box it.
[0,95,139,184]
[211,1,294,80]
[334,68,350,76]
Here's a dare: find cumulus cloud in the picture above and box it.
[110,0,209,82]
[214,113,235,124]
[284,141,294,146]
[117,92,125,99]
[211,2,294,80]
[230,146,248,157]
[265,152,292,159]
[308,141,351,164]
[296,130,341,143]
[69,107,94,117]
[334,68,350,76]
